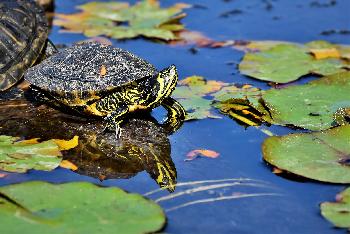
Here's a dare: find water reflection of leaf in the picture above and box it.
[0,89,178,192]
[54,0,188,41]
[0,181,165,233]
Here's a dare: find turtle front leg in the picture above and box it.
[161,97,186,134]
[103,104,129,139]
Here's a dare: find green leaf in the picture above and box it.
[261,72,350,130]
[321,187,350,228]
[212,84,263,108]
[54,0,187,41]
[0,136,62,173]
[262,125,350,183]
[239,44,346,83]
[0,181,165,234]
[173,76,226,120]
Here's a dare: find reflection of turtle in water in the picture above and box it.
[0,0,56,91]
[25,42,186,137]
[0,89,181,192]
[69,117,177,192]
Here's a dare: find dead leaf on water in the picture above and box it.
[186,149,219,161]
[60,160,78,171]
[310,48,340,59]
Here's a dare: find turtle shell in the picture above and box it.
[0,0,48,91]
[25,42,158,94]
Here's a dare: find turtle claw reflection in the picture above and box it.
[0,89,182,192]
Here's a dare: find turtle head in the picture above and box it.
[146,65,178,108]
[157,65,178,97]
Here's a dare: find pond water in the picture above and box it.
[1,0,350,233]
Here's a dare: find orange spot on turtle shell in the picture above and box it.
[100,65,107,77]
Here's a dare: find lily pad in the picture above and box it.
[261,72,350,130]
[239,44,346,83]
[0,181,165,234]
[0,135,62,173]
[262,125,350,183]
[54,0,188,41]
[321,187,350,228]
[173,76,226,120]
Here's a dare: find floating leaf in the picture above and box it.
[54,136,79,151]
[321,187,350,228]
[173,76,226,120]
[233,40,295,52]
[239,44,346,83]
[233,40,350,60]
[213,84,263,108]
[174,76,267,121]
[59,160,78,171]
[261,72,350,130]
[309,48,340,60]
[0,181,165,234]
[54,0,188,41]
[170,30,213,46]
[186,149,219,161]
[0,135,62,173]
[306,40,350,60]
[263,125,350,183]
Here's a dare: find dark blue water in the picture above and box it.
[2,0,350,233]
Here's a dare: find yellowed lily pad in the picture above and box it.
[321,187,350,228]
[263,125,350,183]
[0,181,165,234]
[54,0,188,41]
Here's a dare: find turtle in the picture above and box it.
[0,0,55,91]
[25,42,186,136]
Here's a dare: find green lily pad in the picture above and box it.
[262,125,350,183]
[173,76,226,120]
[54,0,187,41]
[0,135,62,173]
[239,44,346,83]
[321,187,350,228]
[0,181,165,234]
[212,84,263,108]
[261,72,350,130]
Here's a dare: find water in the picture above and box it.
[1,0,350,233]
